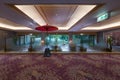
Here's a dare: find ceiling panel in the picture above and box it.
[0,18,33,30]
[81,14,120,31]
[1,0,106,4]
[35,5,77,27]
[16,4,96,30]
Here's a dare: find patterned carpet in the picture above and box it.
[0,54,120,80]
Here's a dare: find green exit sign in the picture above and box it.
[97,13,109,22]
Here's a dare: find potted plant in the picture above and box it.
[28,36,34,52]
[106,36,112,52]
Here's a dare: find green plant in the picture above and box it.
[107,36,112,51]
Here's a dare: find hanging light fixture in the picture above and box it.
[35,24,58,31]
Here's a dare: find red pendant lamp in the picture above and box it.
[35,24,58,31]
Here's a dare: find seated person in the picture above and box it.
[44,48,51,57]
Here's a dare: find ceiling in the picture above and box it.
[0,0,120,32]
[15,4,96,30]
[35,5,78,27]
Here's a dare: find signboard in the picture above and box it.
[97,13,109,22]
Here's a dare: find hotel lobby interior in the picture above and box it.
[0,0,120,80]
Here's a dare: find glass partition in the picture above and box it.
[11,33,96,52]
[45,34,69,51]
[72,34,95,47]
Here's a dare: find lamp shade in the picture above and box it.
[35,25,58,31]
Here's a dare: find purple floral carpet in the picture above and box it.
[0,54,120,80]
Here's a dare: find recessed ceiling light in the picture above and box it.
[0,18,33,30]
[15,5,46,26]
[60,5,96,30]
[81,21,120,30]
[0,23,33,30]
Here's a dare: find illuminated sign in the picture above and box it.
[97,13,109,22]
